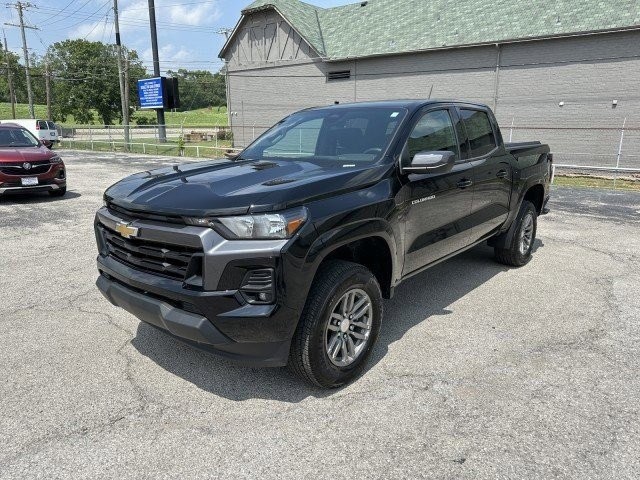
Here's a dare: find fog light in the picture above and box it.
[239,269,275,305]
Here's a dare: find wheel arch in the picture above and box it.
[523,183,545,214]
[307,221,399,299]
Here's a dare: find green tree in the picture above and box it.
[165,68,226,111]
[46,39,145,125]
[0,40,26,105]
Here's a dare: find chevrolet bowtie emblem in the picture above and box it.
[115,222,139,239]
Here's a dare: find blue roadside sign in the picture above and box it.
[138,77,165,109]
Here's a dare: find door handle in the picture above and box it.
[456,179,473,189]
[496,170,508,179]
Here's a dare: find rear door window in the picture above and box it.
[47,121,56,130]
[459,109,497,158]
[37,120,48,130]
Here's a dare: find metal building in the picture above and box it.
[219,0,640,169]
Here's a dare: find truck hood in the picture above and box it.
[105,158,393,216]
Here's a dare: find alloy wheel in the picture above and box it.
[519,213,534,256]
[325,288,373,367]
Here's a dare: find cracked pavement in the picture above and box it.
[1,151,639,479]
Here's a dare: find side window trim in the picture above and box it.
[449,107,471,163]
[456,106,499,160]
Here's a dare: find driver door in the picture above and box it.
[402,107,475,275]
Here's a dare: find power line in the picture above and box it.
[44,0,100,26]
[35,0,74,24]
[82,8,112,40]
[29,5,220,32]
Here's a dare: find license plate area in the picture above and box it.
[21,177,39,186]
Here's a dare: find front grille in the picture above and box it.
[100,225,203,281]
[107,202,184,225]
[0,161,51,175]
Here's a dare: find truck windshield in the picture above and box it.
[241,107,408,164]
[0,128,40,148]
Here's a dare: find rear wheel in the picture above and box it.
[49,186,66,197]
[494,200,537,267]
[289,260,383,388]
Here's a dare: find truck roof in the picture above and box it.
[307,99,490,113]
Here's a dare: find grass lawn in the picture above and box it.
[554,175,640,192]
[0,103,55,121]
[0,103,228,127]
[164,107,228,126]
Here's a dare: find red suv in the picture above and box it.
[0,123,66,197]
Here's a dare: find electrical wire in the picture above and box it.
[44,0,103,26]
[34,0,76,24]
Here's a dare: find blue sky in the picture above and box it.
[1,0,353,74]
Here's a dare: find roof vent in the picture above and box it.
[328,70,351,81]
[360,1,368,6]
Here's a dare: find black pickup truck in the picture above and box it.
[95,100,552,388]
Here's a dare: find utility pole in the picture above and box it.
[45,58,52,119]
[113,0,130,151]
[124,54,130,124]
[5,2,37,119]
[2,29,16,119]
[147,0,166,142]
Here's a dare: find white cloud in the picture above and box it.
[69,0,221,39]
[66,0,221,72]
[71,19,112,41]
[168,2,222,26]
[142,44,195,68]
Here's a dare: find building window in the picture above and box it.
[327,70,351,81]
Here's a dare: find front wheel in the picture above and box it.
[289,260,383,388]
[494,200,537,267]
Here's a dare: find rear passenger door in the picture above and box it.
[401,107,475,275]
[457,108,512,240]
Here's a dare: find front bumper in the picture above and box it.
[94,207,304,367]
[96,273,291,367]
[0,164,66,195]
[0,182,65,195]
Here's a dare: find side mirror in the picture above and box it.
[403,150,456,174]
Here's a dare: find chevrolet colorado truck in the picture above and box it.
[95,100,552,388]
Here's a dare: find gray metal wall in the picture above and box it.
[224,14,640,168]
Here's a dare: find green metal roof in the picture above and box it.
[227,0,640,61]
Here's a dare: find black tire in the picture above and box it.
[48,186,67,197]
[494,200,537,267]
[289,260,383,388]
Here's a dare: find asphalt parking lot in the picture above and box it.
[1,151,639,479]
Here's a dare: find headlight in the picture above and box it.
[185,207,307,240]
[50,155,63,164]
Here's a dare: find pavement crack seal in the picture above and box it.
[2,307,168,469]
[78,304,158,415]
[0,287,96,320]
